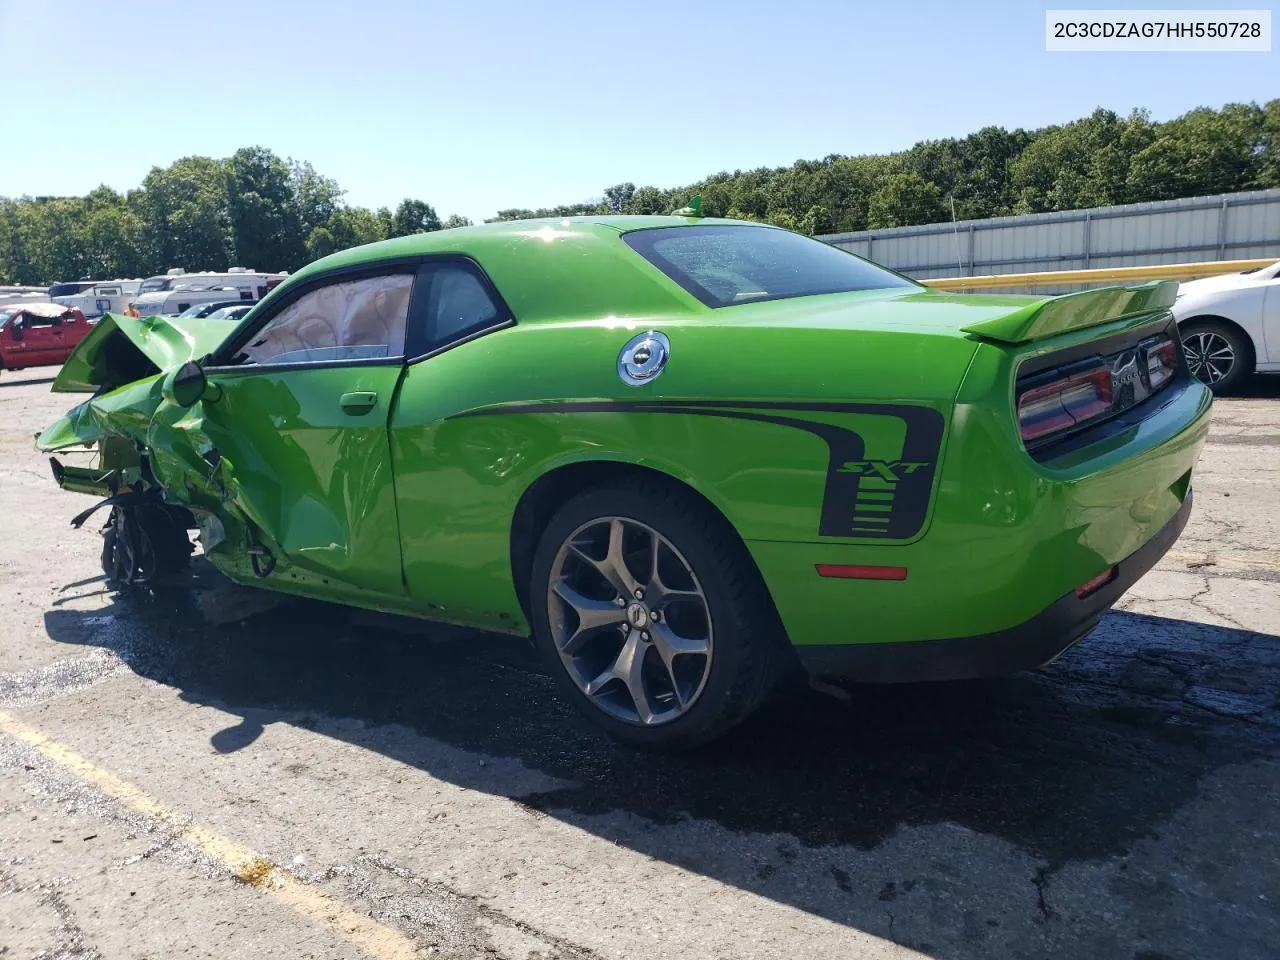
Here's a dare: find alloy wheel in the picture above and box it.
[1183,331,1235,385]
[546,516,713,726]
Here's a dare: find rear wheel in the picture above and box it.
[1180,319,1254,394]
[529,478,785,751]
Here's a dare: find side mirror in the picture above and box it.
[162,360,209,408]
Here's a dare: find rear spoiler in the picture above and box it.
[959,280,1178,345]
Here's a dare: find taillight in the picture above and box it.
[1142,335,1178,390]
[1018,362,1113,443]
[1016,332,1181,448]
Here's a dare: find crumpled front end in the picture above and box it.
[37,375,165,497]
[35,307,229,496]
[40,384,284,583]
[36,311,274,583]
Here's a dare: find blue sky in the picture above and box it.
[2,0,1274,222]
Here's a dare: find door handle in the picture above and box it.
[340,391,377,414]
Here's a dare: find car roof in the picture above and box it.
[275,216,776,323]
[0,301,75,319]
[294,215,770,274]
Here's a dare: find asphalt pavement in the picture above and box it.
[1,366,1278,959]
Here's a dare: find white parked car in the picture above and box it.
[1172,259,1280,393]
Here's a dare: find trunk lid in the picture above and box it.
[707,281,1178,343]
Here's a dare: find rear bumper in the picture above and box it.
[796,488,1192,683]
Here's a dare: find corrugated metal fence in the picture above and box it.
[818,188,1280,294]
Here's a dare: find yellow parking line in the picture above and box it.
[0,708,420,960]
[1165,549,1280,574]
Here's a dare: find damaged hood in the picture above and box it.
[38,312,236,454]
[51,312,235,394]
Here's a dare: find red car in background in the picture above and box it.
[0,302,91,374]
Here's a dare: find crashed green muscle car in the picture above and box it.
[36,211,1212,749]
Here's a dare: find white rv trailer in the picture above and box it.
[49,279,142,318]
[128,267,287,317]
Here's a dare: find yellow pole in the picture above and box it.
[919,258,1276,291]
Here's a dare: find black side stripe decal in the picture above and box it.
[451,400,945,540]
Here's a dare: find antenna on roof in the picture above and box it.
[673,195,703,218]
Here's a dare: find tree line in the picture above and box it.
[2,100,1277,286]
[492,101,1280,233]
[0,146,472,286]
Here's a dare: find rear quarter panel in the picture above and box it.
[751,319,1212,648]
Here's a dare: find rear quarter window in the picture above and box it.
[622,224,918,308]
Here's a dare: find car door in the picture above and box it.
[0,314,19,367]
[387,258,517,619]
[193,262,424,596]
[46,314,75,363]
[59,313,92,363]
[43,314,68,363]
[17,314,59,366]
[50,313,88,364]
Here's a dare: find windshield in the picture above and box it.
[177,303,210,318]
[623,225,919,308]
[138,278,172,294]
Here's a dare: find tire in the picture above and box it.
[529,476,787,751]
[1180,319,1254,394]
[101,503,194,585]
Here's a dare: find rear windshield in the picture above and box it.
[622,225,918,308]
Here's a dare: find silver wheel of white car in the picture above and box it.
[1180,320,1253,394]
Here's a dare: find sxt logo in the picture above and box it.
[836,459,930,482]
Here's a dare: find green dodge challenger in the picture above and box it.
[36,211,1212,749]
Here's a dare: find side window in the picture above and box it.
[425,262,506,349]
[238,273,414,366]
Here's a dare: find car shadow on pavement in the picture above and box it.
[1232,374,1280,398]
[42,567,1280,954]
